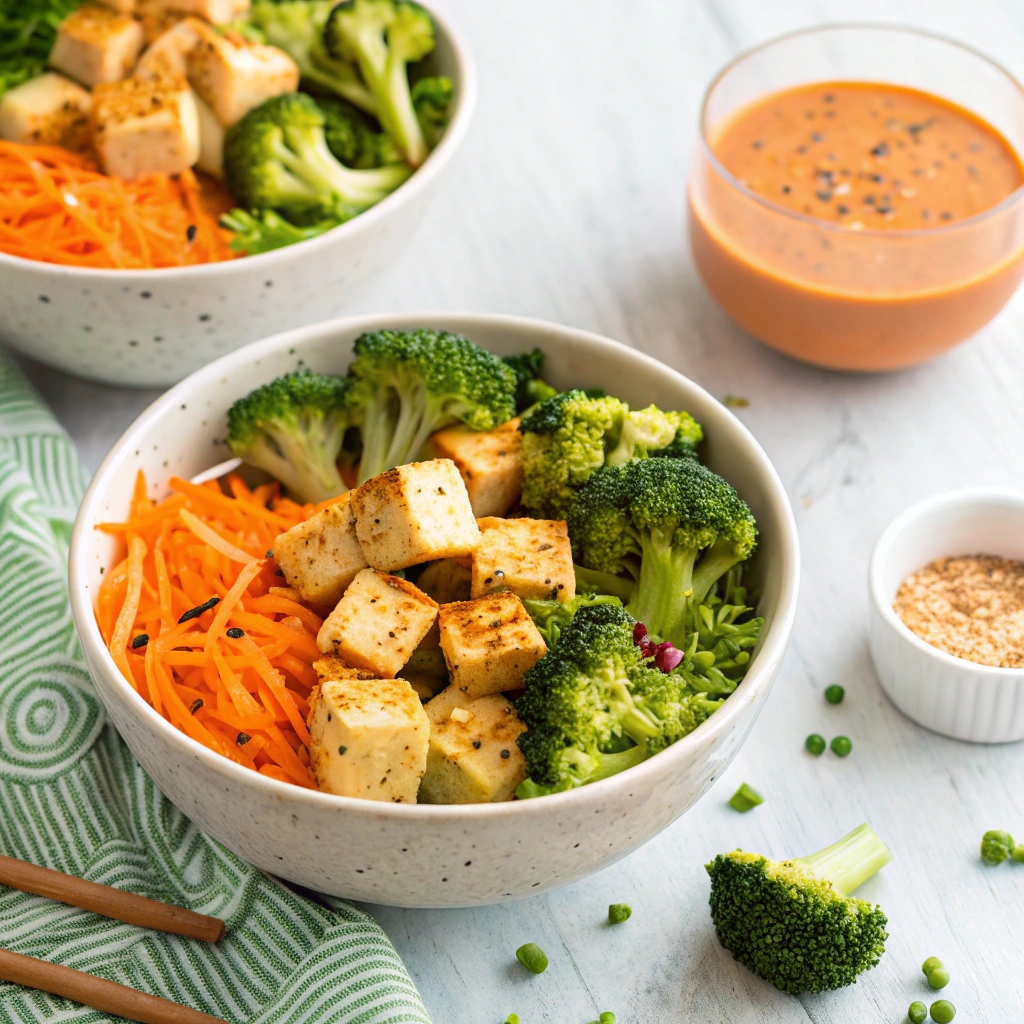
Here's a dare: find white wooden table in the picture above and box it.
[12,0,1024,1020]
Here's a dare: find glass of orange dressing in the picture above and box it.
[688,26,1024,371]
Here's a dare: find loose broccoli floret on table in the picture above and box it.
[706,823,892,994]
[345,329,518,483]
[514,604,723,797]
[567,457,757,648]
[222,93,411,219]
[251,0,377,113]
[981,829,1015,865]
[226,371,350,503]
[324,0,436,166]
[519,390,702,520]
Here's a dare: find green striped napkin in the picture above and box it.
[0,353,430,1024]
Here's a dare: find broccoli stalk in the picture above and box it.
[324,0,436,167]
[250,0,377,113]
[345,329,518,483]
[568,458,757,648]
[226,371,350,503]
[706,824,892,994]
[514,604,724,797]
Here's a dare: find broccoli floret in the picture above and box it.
[251,0,377,113]
[345,329,517,483]
[221,207,345,254]
[567,458,757,648]
[226,371,350,503]
[501,348,559,414]
[522,592,622,647]
[519,391,703,520]
[324,0,435,167]
[706,824,892,993]
[411,74,453,148]
[318,94,400,167]
[222,93,412,219]
[981,829,1015,865]
[514,604,723,797]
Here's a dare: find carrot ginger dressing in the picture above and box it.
[711,82,1024,231]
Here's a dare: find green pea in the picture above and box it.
[930,999,955,1023]
[600,1015,616,1024]
[515,943,548,974]
[1013,843,1024,863]
[921,956,944,976]
[505,1016,520,1024]
[608,903,632,924]
[805,733,826,756]
[824,684,845,704]
[728,782,764,812]
[927,967,950,990]
[908,1001,927,1024]
[830,735,852,757]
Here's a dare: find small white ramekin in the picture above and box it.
[868,488,1024,743]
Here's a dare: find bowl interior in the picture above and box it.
[873,490,1024,605]
[72,313,799,810]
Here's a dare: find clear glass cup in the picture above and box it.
[687,25,1024,371]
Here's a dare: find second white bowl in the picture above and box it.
[869,488,1024,743]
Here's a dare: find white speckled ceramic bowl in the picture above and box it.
[869,488,1024,742]
[69,313,800,907]
[0,9,474,389]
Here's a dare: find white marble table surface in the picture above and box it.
[10,0,1024,1020]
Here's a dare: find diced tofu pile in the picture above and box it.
[269,423,569,805]
[0,1,298,178]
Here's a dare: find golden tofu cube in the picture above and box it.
[185,19,298,126]
[416,558,472,604]
[471,517,576,604]
[91,70,200,179]
[50,6,144,88]
[438,592,547,699]
[0,73,92,151]
[308,674,428,803]
[95,0,138,11]
[312,654,378,685]
[160,0,244,24]
[316,568,438,678]
[351,460,481,572]
[272,494,368,607]
[419,689,526,804]
[429,418,523,518]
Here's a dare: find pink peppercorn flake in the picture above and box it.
[655,645,684,673]
[633,622,649,645]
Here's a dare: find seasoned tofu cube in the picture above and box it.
[429,418,523,518]
[160,0,244,24]
[437,593,547,700]
[316,568,438,678]
[50,6,144,88]
[0,73,92,151]
[95,0,137,12]
[308,674,428,803]
[312,654,378,684]
[193,90,224,175]
[135,18,203,79]
[271,494,368,607]
[419,689,526,804]
[91,70,200,179]
[472,517,576,604]
[416,558,472,604]
[351,460,481,572]
[185,20,298,126]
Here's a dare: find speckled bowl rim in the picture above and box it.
[869,487,1024,678]
[69,312,801,820]
[0,3,476,279]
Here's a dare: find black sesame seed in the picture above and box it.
[186,224,197,242]
[237,732,251,745]
[140,291,151,299]
[338,745,347,755]
[837,205,850,215]
[39,295,50,303]
[500,749,510,759]
[472,740,481,749]
[781,184,791,194]
[190,699,203,714]
[178,596,220,623]
[815,190,833,202]
[131,634,149,649]
[226,627,244,639]
[871,142,890,157]
[198,313,211,322]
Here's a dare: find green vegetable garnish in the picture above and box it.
[706,823,892,993]
[515,943,548,975]
[921,956,944,976]
[607,903,632,925]
[824,684,844,704]
[930,999,956,1023]
[830,735,852,757]
[927,967,950,990]
[908,1001,927,1024]
[805,734,826,756]
[728,783,764,813]
[980,829,1015,865]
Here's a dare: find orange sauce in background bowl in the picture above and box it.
[688,27,1024,371]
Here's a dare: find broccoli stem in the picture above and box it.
[691,538,747,606]
[356,389,398,482]
[303,65,378,114]
[626,527,696,646]
[796,824,893,897]
[574,564,636,602]
[588,742,650,782]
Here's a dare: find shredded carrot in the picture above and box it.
[0,142,237,269]
[96,472,318,788]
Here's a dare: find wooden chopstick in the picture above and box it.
[0,855,224,943]
[0,949,228,1024]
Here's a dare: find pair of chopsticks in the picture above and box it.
[0,854,227,1024]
